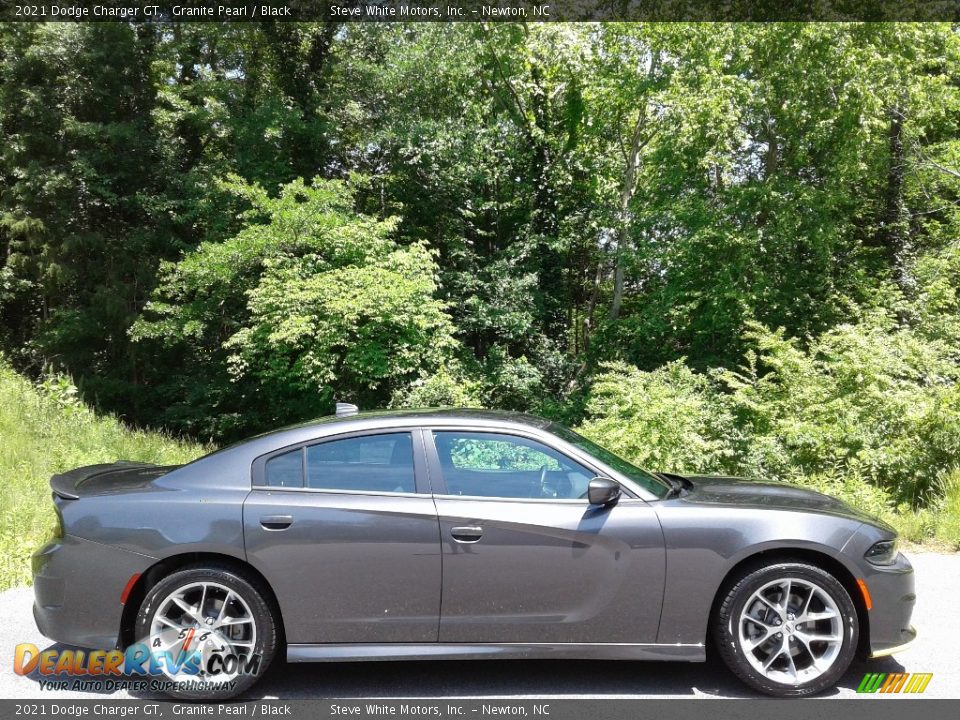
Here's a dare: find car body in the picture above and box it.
[32,409,916,698]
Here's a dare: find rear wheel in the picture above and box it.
[135,565,277,700]
[713,561,858,696]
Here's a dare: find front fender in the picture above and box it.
[654,501,863,645]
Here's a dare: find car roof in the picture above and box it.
[266,408,553,435]
[167,407,658,501]
[176,408,558,486]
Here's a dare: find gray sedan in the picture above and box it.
[32,409,916,699]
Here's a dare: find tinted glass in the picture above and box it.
[433,431,592,500]
[306,433,416,493]
[264,448,303,488]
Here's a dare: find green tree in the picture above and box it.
[131,177,459,440]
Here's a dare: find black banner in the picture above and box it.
[2,699,960,720]
[1,0,959,23]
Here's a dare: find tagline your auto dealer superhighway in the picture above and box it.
[41,705,291,716]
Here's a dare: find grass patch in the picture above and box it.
[794,469,960,550]
[0,362,208,590]
[890,470,960,550]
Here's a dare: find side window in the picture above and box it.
[433,431,593,500]
[264,448,303,488]
[306,432,416,494]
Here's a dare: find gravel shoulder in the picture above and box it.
[1,552,956,700]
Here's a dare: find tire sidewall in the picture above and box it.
[716,562,859,697]
[134,565,276,700]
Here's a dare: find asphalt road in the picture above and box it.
[1,551,956,700]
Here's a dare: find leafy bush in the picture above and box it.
[578,360,738,474]
[576,313,960,546]
[721,314,960,504]
[132,177,462,440]
[913,242,960,349]
[390,349,550,415]
[478,347,546,412]
[801,468,895,520]
[932,470,960,549]
[390,364,483,409]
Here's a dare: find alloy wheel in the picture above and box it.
[737,576,844,685]
[148,581,258,684]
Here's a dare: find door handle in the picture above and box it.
[260,514,293,530]
[451,526,483,543]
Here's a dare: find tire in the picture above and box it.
[713,561,858,697]
[135,564,277,700]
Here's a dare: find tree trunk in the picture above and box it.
[582,256,604,354]
[609,51,659,321]
[880,104,912,296]
[763,116,778,180]
[609,106,650,320]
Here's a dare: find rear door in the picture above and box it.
[428,429,666,644]
[243,428,442,644]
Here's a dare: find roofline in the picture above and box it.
[168,407,662,502]
[260,408,554,437]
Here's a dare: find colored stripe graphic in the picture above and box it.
[856,672,932,694]
[904,673,933,694]
[857,673,886,693]
[880,673,907,693]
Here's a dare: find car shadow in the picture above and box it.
[19,641,906,699]
[241,652,908,699]
[243,655,757,699]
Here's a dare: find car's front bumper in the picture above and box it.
[860,551,917,657]
[869,624,917,658]
[32,535,154,650]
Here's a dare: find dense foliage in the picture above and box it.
[580,311,960,502]
[3,22,960,544]
[130,176,457,438]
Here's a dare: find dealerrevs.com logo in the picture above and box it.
[857,672,934,694]
[14,640,262,692]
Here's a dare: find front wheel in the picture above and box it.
[134,565,277,700]
[713,562,858,697]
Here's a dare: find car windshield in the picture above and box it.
[548,423,671,498]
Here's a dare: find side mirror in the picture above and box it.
[588,477,621,506]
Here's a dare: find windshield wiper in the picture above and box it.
[656,472,693,499]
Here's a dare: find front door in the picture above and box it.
[243,429,441,644]
[427,430,666,644]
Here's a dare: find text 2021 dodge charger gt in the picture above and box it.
[32,408,916,699]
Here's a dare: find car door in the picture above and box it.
[243,428,442,644]
[427,429,666,644]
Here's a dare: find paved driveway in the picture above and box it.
[1,551,955,699]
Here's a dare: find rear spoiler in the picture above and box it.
[50,462,152,500]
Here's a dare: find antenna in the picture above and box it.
[335,402,359,418]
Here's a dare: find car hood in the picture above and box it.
[673,474,884,526]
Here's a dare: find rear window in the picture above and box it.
[260,433,416,494]
[264,449,303,488]
[306,433,415,493]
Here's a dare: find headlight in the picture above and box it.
[864,538,899,565]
